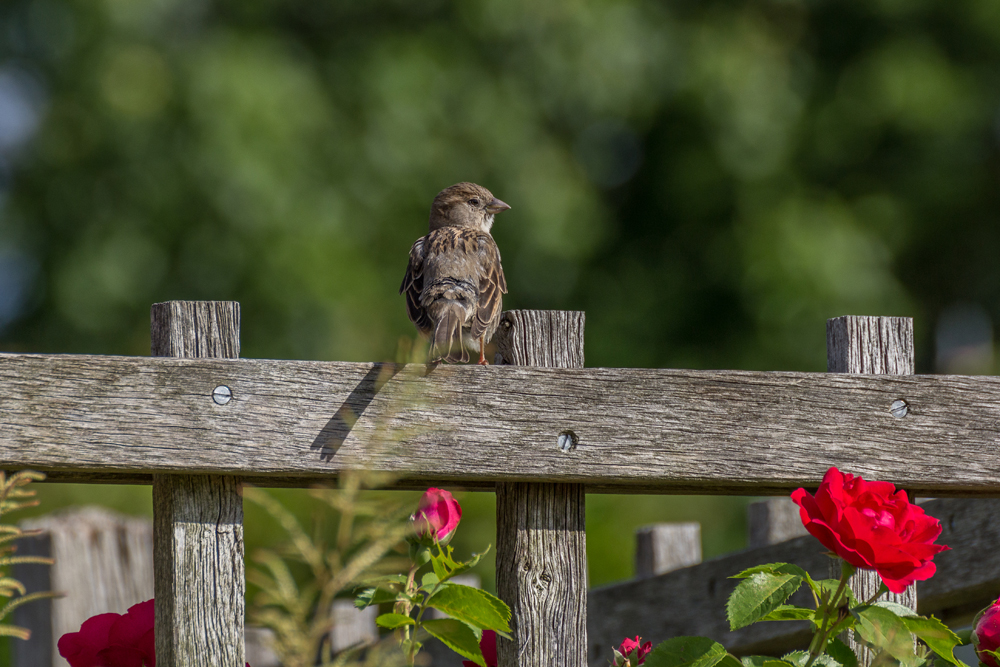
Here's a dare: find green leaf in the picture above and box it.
[853,605,917,666]
[743,657,798,667]
[422,572,440,588]
[422,618,485,666]
[719,654,744,667]
[814,579,858,608]
[431,552,450,580]
[425,584,511,633]
[441,546,491,582]
[727,572,804,630]
[375,613,415,629]
[874,601,918,618]
[354,586,400,609]
[643,636,730,667]
[732,564,808,580]
[901,615,964,666]
[827,638,859,667]
[782,651,842,667]
[760,605,815,622]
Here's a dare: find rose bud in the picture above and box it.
[614,636,652,665]
[791,466,949,593]
[412,488,462,545]
[974,598,1000,667]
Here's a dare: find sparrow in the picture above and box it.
[400,182,510,365]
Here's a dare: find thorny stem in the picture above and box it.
[400,561,420,667]
[804,563,853,667]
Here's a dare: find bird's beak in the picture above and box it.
[486,198,511,214]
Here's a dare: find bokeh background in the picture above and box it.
[2,0,999,657]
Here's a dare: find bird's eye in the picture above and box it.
[468,198,480,207]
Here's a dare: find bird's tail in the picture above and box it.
[431,302,469,363]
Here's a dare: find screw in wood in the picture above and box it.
[558,430,579,452]
[212,385,233,405]
[890,399,909,418]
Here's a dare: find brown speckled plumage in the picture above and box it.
[400,183,509,364]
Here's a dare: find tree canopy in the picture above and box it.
[2,0,998,372]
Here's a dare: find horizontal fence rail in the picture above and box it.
[1,352,1000,493]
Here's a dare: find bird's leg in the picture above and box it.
[477,335,489,366]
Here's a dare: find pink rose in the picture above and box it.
[791,467,949,594]
[616,636,652,665]
[462,629,497,667]
[975,599,1000,667]
[413,488,462,544]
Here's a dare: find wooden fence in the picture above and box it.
[2,301,997,667]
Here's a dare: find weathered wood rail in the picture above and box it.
[1,304,992,667]
[4,356,1000,494]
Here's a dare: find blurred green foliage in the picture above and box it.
[1,0,1000,658]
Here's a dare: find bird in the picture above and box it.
[400,182,510,365]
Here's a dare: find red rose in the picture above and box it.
[462,629,497,667]
[58,599,252,667]
[58,612,122,667]
[618,636,652,665]
[974,599,1000,667]
[59,600,155,667]
[791,466,949,594]
[413,488,462,544]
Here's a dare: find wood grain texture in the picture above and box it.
[497,483,588,667]
[496,310,587,667]
[152,301,245,667]
[5,356,1000,493]
[635,523,702,579]
[14,508,154,667]
[151,301,240,359]
[587,497,996,663]
[495,310,585,368]
[154,476,245,666]
[827,316,915,665]
[827,316,913,375]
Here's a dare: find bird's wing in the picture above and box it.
[400,237,433,335]
[471,233,507,339]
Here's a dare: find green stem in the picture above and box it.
[398,561,420,667]
[804,564,853,667]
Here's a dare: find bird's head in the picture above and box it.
[428,182,510,233]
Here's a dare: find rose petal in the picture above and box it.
[58,613,121,667]
[791,467,947,594]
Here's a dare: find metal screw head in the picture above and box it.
[558,430,579,452]
[890,399,908,418]
[212,385,233,405]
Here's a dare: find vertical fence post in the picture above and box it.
[827,315,916,666]
[495,310,587,667]
[747,499,808,548]
[634,523,702,579]
[151,301,245,667]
